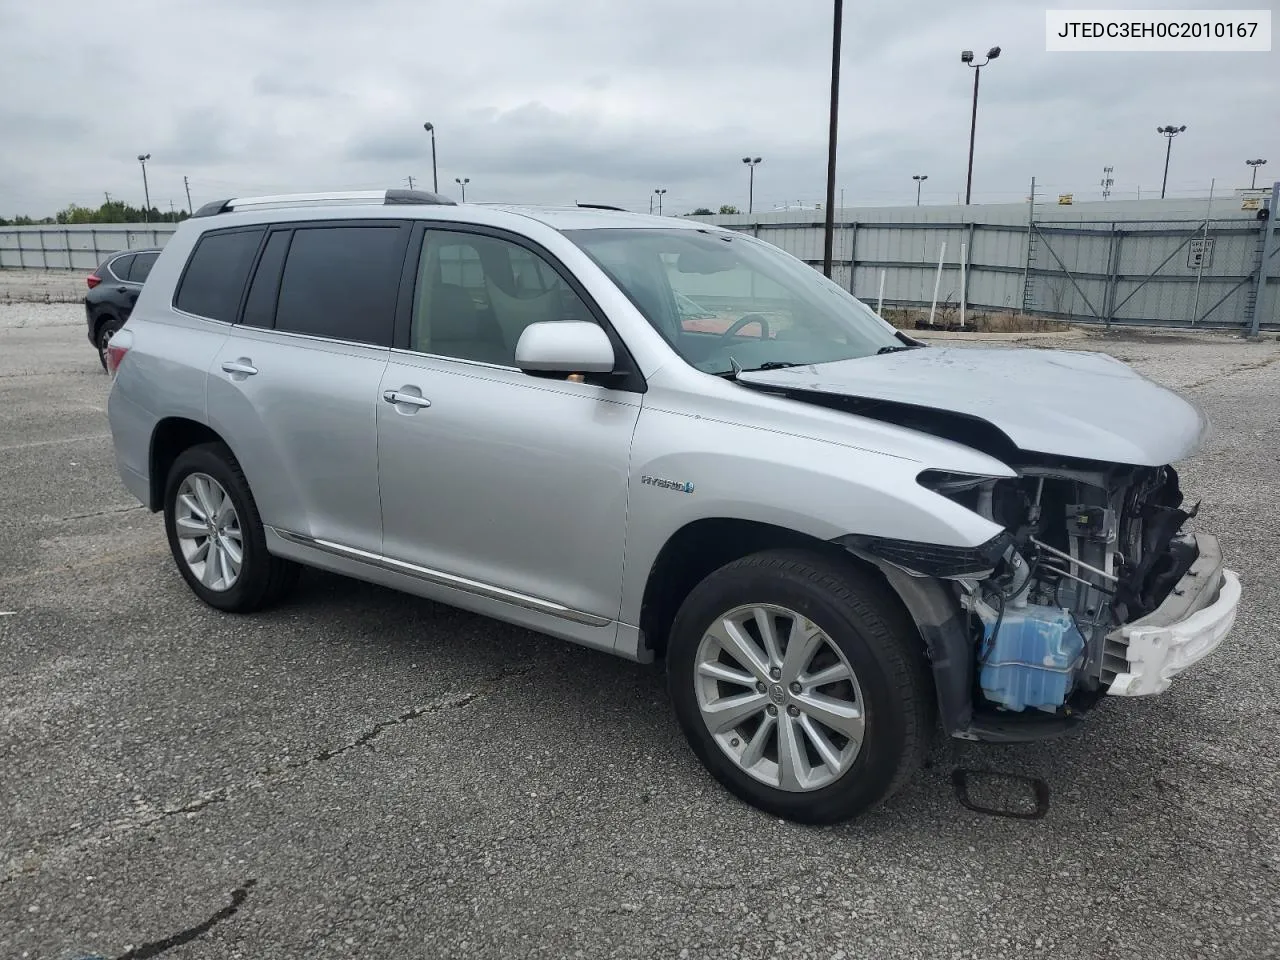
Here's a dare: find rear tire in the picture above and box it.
[96,317,122,372]
[163,442,299,612]
[666,548,933,825]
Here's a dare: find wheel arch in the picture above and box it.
[638,517,913,658]
[148,417,229,511]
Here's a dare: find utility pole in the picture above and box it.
[169,199,176,219]
[423,123,439,193]
[1101,165,1115,200]
[183,176,193,214]
[822,0,844,278]
[405,175,416,190]
[104,192,112,205]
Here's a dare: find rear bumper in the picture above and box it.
[1106,534,1240,697]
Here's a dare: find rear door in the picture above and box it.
[205,220,411,553]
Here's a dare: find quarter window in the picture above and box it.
[128,252,158,283]
[273,225,406,345]
[410,230,594,365]
[109,254,135,282]
[174,228,266,322]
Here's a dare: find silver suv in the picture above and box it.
[106,189,1241,824]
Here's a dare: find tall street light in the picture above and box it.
[1156,125,1186,199]
[423,123,439,193]
[455,177,470,202]
[653,188,667,215]
[1247,158,1268,189]
[137,153,152,223]
[960,45,1000,206]
[821,0,844,278]
[912,174,928,206]
[742,157,762,214]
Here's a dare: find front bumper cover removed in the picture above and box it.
[1106,533,1240,698]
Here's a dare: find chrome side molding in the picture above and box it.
[270,528,611,627]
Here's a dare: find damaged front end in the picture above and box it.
[840,461,1240,742]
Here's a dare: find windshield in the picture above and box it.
[563,227,903,375]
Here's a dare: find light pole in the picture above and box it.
[654,188,666,215]
[137,153,152,223]
[1247,158,1267,189]
[423,122,438,193]
[912,174,928,206]
[454,177,469,201]
[742,157,762,214]
[1156,125,1186,199]
[960,45,1000,206]
[822,0,844,278]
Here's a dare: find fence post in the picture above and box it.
[1103,223,1122,329]
[1250,181,1280,339]
[928,241,947,326]
[877,270,886,317]
[847,220,858,295]
[1021,176,1036,312]
[1190,179,1215,325]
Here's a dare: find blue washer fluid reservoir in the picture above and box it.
[978,603,1086,713]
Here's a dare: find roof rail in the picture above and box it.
[193,188,456,218]
[576,203,628,212]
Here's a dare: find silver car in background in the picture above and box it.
[105,189,1241,824]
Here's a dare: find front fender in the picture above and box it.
[618,405,1006,626]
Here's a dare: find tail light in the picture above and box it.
[106,330,130,377]
[86,273,102,289]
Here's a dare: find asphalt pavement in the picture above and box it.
[2,299,1278,959]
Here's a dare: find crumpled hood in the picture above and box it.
[737,346,1207,467]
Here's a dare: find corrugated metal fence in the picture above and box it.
[0,224,178,271]
[2,194,1277,331]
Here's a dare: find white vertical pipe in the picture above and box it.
[928,241,947,326]
[959,241,969,329]
[877,269,886,317]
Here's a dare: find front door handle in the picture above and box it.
[221,359,258,377]
[382,389,431,409]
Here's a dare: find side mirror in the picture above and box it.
[515,321,615,375]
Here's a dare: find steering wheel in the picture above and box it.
[718,313,772,343]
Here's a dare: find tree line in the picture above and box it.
[0,200,191,227]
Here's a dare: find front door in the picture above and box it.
[376,226,641,623]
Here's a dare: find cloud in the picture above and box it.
[0,0,1275,217]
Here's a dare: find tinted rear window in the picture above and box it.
[174,228,266,322]
[241,231,290,328]
[273,225,405,345]
[128,252,158,283]
[109,254,135,282]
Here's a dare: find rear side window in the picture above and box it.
[273,225,406,345]
[241,231,291,328]
[174,228,266,322]
[128,252,158,284]
[109,254,135,282]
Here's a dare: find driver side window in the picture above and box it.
[410,229,596,366]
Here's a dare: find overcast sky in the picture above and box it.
[1,0,1276,218]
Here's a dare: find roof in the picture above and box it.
[479,203,718,232]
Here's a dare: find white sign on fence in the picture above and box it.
[1188,237,1215,269]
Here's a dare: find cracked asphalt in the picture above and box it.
[2,297,1279,959]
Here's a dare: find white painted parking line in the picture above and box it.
[0,433,110,452]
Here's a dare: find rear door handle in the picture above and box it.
[221,359,258,377]
[382,389,431,409]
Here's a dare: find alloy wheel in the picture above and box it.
[694,603,865,792]
[173,472,243,592]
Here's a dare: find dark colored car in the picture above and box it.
[85,248,161,371]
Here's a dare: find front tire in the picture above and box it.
[163,442,298,613]
[667,549,933,825]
